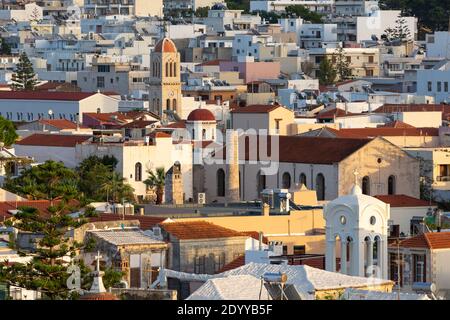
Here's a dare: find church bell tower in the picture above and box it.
[149,37,182,118]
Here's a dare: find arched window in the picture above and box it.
[173,62,177,77]
[299,173,307,187]
[217,169,225,197]
[169,62,173,77]
[388,175,396,195]
[202,129,206,140]
[316,173,325,200]
[257,170,266,196]
[166,99,171,110]
[172,99,177,111]
[362,176,370,195]
[135,162,142,181]
[282,172,291,189]
[165,62,169,77]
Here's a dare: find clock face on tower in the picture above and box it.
[170,91,174,97]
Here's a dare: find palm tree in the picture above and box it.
[100,172,135,203]
[144,167,166,204]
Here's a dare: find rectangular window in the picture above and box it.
[437,81,442,92]
[194,255,206,274]
[97,65,110,72]
[293,245,306,255]
[413,254,426,283]
[427,81,432,92]
[97,76,105,88]
[445,82,448,92]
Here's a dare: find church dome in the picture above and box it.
[187,109,216,122]
[154,38,177,53]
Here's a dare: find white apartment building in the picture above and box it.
[356,10,417,43]
[163,0,223,11]
[416,64,450,104]
[77,55,150,97]
[0,3,43,22]
[278,18,338,49]
[83,0,163,18]
[198,7,261,34]
[0,92,119,123]
[425,31,450,59]
[334,0,379,16]
[250,0,333,14]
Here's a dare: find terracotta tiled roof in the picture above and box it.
[378,121,415,128]
[88,214,166,230]
[230,104,281,114]
[240,231,269,244]
[197,59,224,67]
[79,292,119,300]
[336,127,439,137]
[38,119,83,130]
[83,112,129,123]
[15,134,92,147]
[121,120,157,129]
[160,221,246,240]
[0,200,79,220]
[216,255,245,273]
[374,104,450,120]
[0,91,96,101]
[317,108,358,119]
[164,120,186,129]
[374,195,436,207]
[424,232,450,249]
[396,234,429,249]
[396,232,450,250]
[245,136,372,164]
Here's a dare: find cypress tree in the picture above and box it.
[10,52,37,91]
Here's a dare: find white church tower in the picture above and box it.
[323,170,390,279]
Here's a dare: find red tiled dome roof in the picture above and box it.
[154,38,177,53]
[187,109,216,122]
[79,292,119,300]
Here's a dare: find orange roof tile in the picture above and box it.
[15,134,92,147]
[396,232,450,250]
[216,255,245,273]
[374,195,436,207]
[230,104,281,114]
[160,221,246,240]
[88,214,165,230]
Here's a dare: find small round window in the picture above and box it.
[370,216,376,225]
[340,216,346,225]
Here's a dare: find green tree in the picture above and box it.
[379,0,449,35]
[0,38,11,55]
[0,204,92,300]
[100,172,134,203]
[333,47,352,81]
[195,6,209,17]
[284,5,323,23]
[10,52,37,91]
[317,57,336,85]
[0,116,18,147]
[3,160,80,201]
[144,167,166,205]
[382,17,412,42]
[77,155,120,202]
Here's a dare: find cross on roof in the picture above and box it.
[95,251,102,272]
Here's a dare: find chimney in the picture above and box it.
[262,202,270,216]
[258,231,263,251]
[225,130,240,203]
